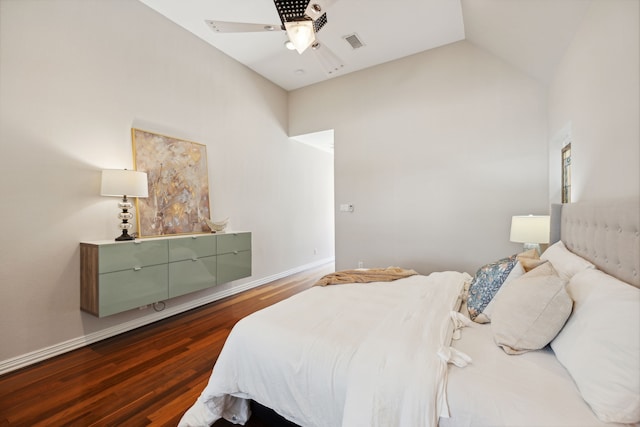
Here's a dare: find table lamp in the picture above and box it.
[510,215,550,254]
[101,169,148,241]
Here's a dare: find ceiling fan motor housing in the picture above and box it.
[273,0,327,32]
[274,0,310,24]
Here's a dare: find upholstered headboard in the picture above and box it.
[550,198,640,288]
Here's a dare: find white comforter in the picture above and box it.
[179,271,470,427]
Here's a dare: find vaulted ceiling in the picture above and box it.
[139,0,590,91]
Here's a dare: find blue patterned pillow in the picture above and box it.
[467,254,518,321]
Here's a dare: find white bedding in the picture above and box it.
[441,322,632,427]
[179,271,470,427]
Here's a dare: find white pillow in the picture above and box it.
[551,269,640,424]
[491,262,572,354]
[540,240,595,282]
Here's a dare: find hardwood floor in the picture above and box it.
[0,263,334,427]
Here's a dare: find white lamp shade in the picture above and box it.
[284,20,316,54]
[510,215,550,244]
[101,169,148,198]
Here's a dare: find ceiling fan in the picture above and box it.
[205,0,344,76]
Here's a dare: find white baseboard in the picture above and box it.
[0,258,334,375]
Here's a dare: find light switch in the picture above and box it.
[339,203,354,212]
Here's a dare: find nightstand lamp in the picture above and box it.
[101,169,148,241]
[510,214,550,255]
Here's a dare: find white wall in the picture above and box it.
[548,0,639,203]
[0,0,334,368]
[290,41,549,274]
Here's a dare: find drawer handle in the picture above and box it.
[133,267,142,271]
[233,251,239,255]
[192,258,198,262]
[192,236,198,239]
[134,241,142,245]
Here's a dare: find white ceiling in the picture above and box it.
[139,0,590,92]
[461,0,590,85]
[139,0,464,91]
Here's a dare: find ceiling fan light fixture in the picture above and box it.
[284,20,316,54]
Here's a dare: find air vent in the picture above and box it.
[343,33,365,49]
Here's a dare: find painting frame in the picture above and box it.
[132,128,211,238]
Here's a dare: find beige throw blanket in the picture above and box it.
[314,267,418,287]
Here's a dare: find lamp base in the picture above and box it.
[115,230,135,241]
[522,242,541,255]
[115,195,135,241]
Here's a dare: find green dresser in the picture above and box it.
[81,232,251,317]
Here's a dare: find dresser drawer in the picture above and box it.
[98,240,168,273]
[217,250,251,284]
[99,264,169,317]
[169,234,217,262]
[169,255,217,298]
[216,232,251,255]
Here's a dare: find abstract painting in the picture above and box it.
[132,128,211,237]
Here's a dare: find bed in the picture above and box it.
[179,198,640,427]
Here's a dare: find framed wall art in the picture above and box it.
[132,128,211,237]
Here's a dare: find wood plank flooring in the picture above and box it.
[0,263,334,427]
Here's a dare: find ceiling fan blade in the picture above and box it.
[205,20,283,33]
[304,0,339,20]
[311,41,344,76]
